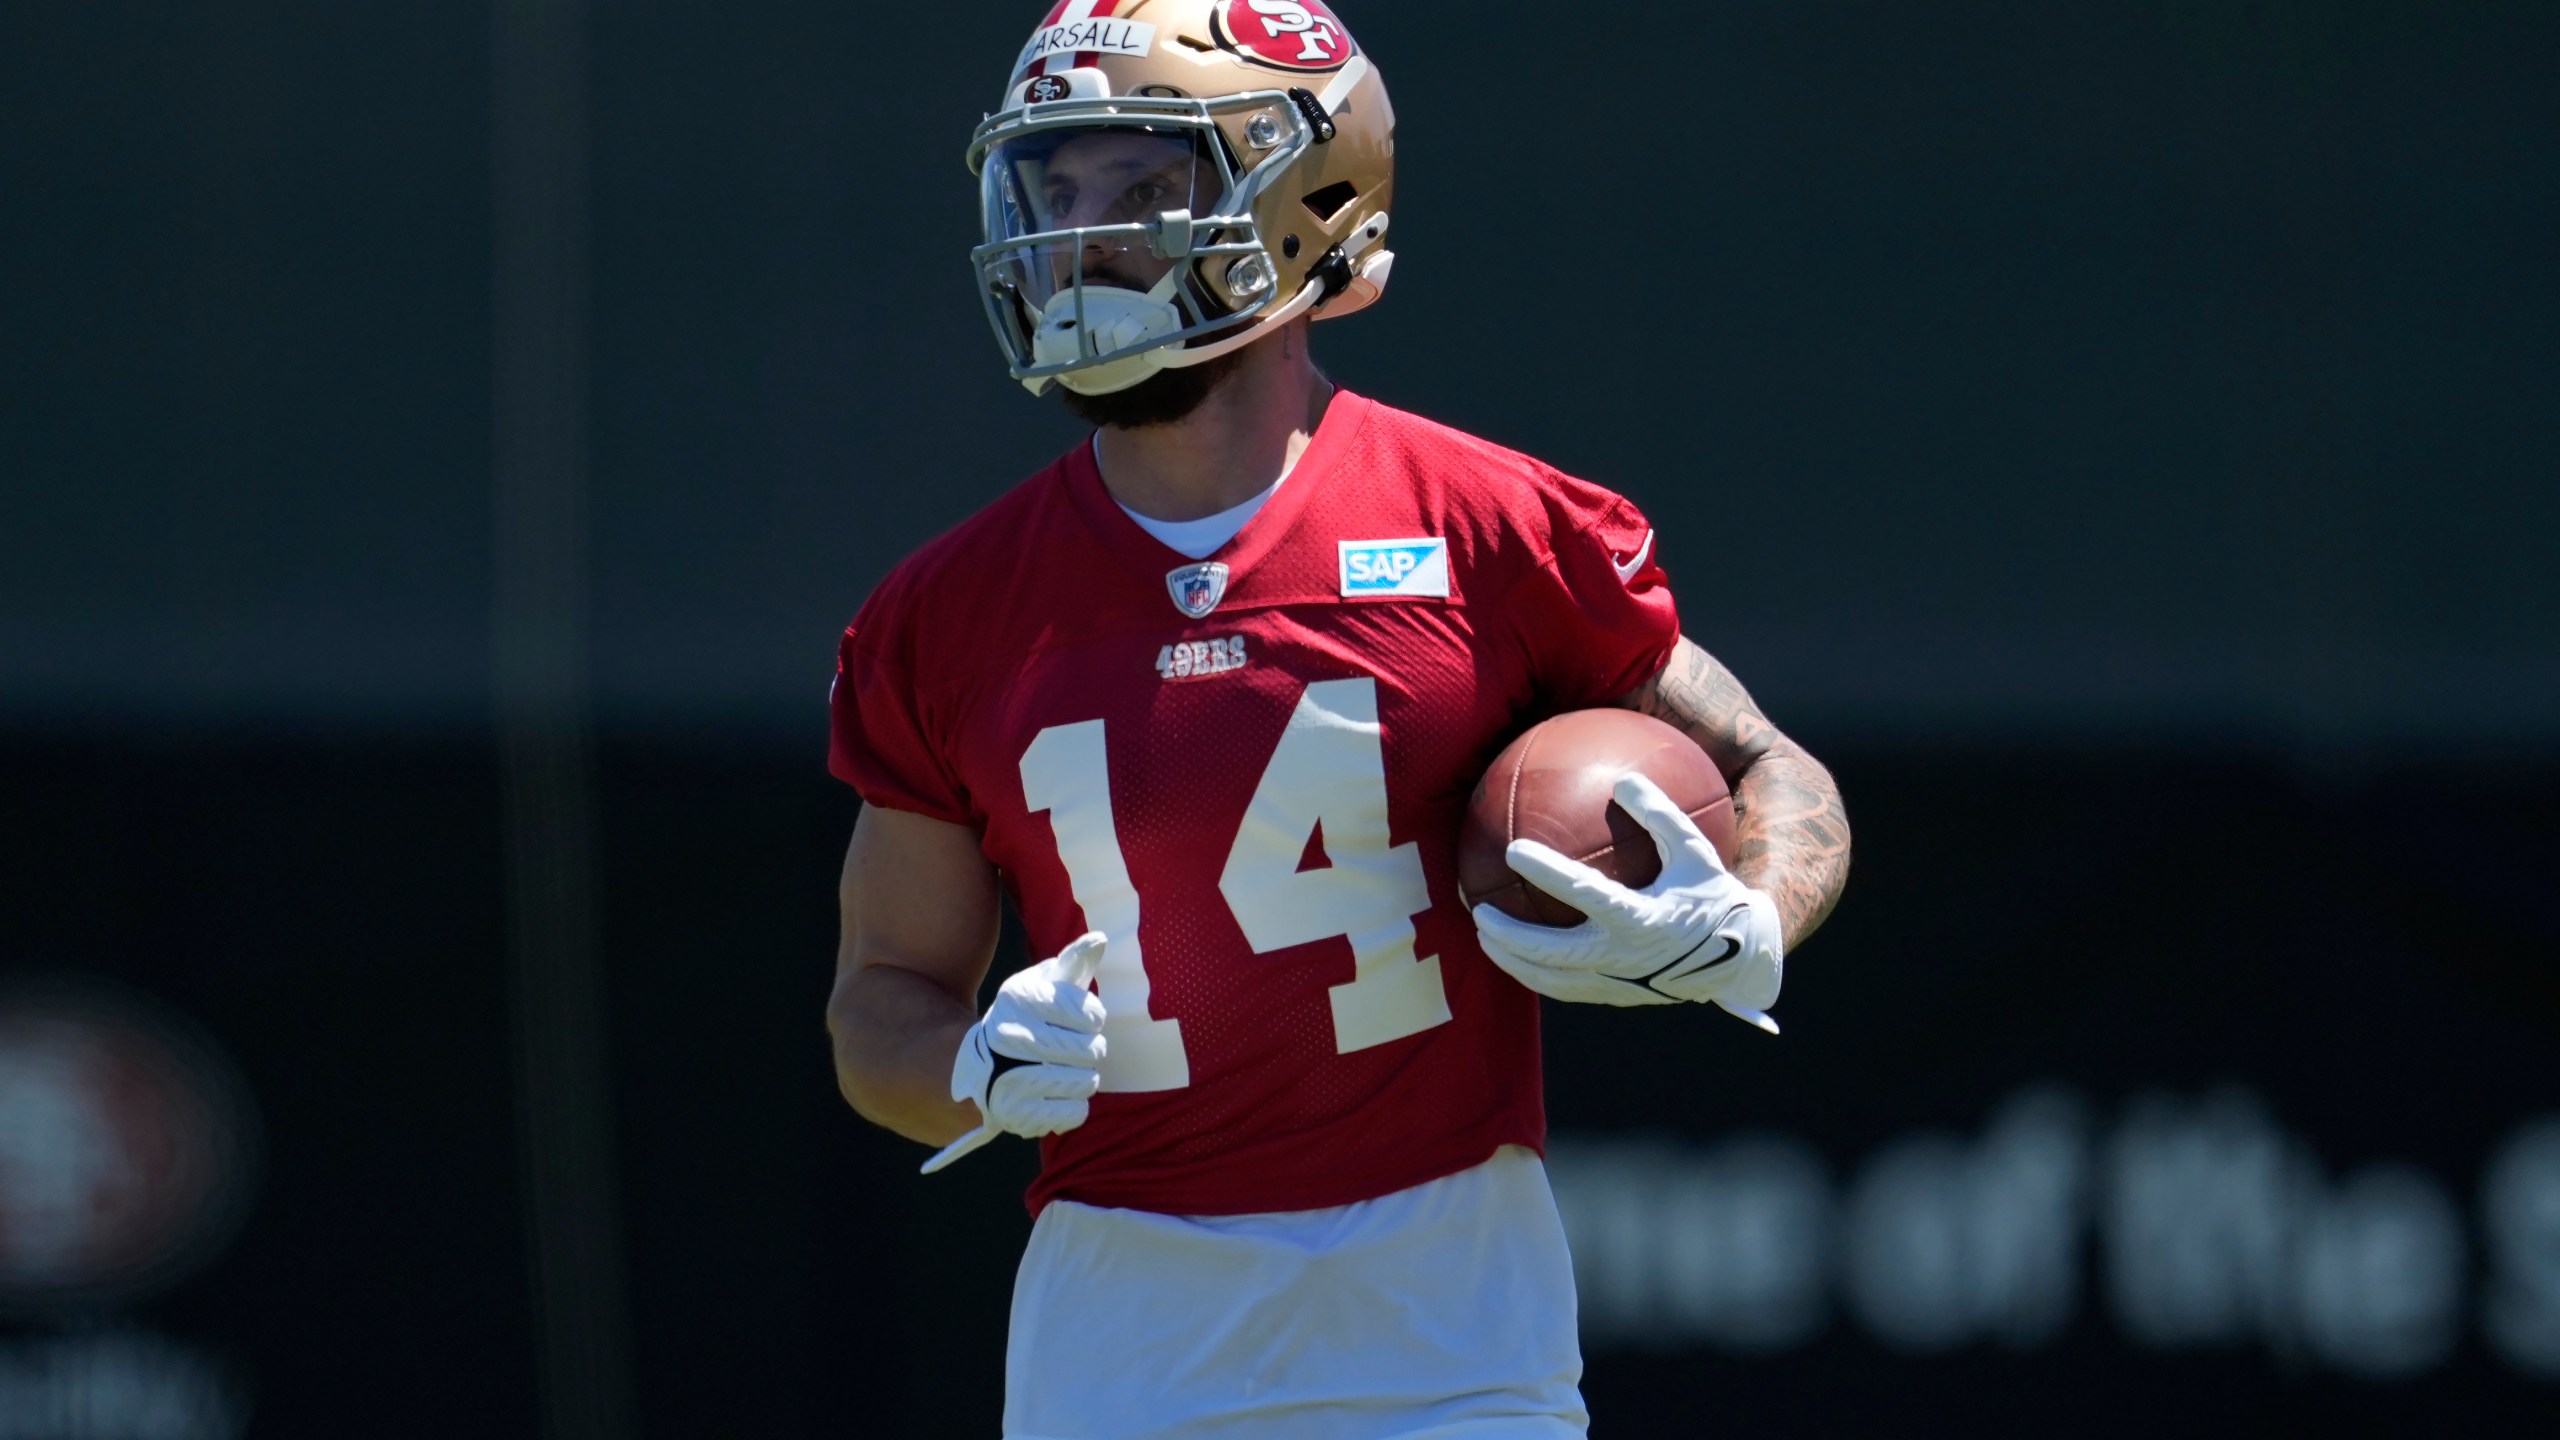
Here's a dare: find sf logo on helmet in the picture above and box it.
[1213,0,1353,71]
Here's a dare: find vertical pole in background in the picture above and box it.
[493,1,635,1437]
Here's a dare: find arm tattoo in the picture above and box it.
[1619,637,1851,949]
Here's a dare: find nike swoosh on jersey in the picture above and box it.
[1610,530,1655,585]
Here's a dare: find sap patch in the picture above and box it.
[1338,538,1449,599]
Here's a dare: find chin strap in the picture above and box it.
[1031,208,1394,394]
[1029,260,1198,396]
[1153,211,1391,371]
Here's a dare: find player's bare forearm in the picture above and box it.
[828,964,984,1147]
[826,805,1005,1147]
[1615,636,1851,948]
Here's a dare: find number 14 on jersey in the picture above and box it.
[1018,677,1453,1093]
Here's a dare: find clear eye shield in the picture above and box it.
[967,92,1318,396]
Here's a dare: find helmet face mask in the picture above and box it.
[965,0,1396,397]
[973,98,1313,395]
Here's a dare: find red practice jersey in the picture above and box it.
[831,391,1678,1216]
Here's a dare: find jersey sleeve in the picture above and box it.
[1505,471,1681,707]
[827,622,975,827]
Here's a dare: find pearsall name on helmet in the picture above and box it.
[1017,15,1155,78]
[1013,0,1356,88]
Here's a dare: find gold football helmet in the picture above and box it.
[966,0,1396,395]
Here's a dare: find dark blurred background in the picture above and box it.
[4,1,2556,1436]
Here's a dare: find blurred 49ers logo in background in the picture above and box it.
[1212,0,1354,72]
[0,978,258,1318]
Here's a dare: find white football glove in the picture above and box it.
[922,932,1108,1173]
[1471,773,1785,1032]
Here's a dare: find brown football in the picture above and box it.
[1458,709,1738,927]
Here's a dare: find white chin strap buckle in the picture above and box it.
[1030,285,1182,396]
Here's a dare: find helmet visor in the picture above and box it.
[977,122,1264,373]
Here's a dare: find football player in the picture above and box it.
[826,3,1852,1435]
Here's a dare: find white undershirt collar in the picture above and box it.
[1100,434,1291,561]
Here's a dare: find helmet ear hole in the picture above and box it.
[1301,181,1359,223]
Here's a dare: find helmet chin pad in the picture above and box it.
[1032,285,1180,396]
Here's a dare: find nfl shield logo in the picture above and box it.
[1166,562,1231,618]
